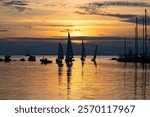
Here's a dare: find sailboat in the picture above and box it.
[91,45,98,62]
[81,39,86,61]
[65,31,74,63]
[56,42,64,64]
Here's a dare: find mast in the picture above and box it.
[135,17,138,57]
[145,9,147,57]
[124,36,127,56]
[143,17,145,57]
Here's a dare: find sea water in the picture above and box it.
[0,56,150,100]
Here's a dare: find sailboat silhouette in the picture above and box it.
[65,31,74,63]
[91,45,98,62]
[81,39,86,61]
[56,42,64,64]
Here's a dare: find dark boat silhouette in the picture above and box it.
[20,58,25,61]
[0,58,4,61]
[28,55,36,62]
[65,31,75,63]
[40,57,52,64]
[4,55,11,62]
[81,39,86,61]
[56,42,64,64]
[91,45,98,62]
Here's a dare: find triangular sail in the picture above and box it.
[81,39,86,59]
[93,46,98,60]
[66,32,74,59]
[58,42,64,59]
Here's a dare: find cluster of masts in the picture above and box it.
[0,32,98,66]
[117,9,150,63]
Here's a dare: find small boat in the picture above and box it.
[0,58,4,61]
[91,46,98,62]
[20,58,25,61]
[81,39,86,61]
[40,57,52,64]
[4,55,11,62]
[28,56,36,61]
[56,42,64,64]
[110,58,117,60]
[65,31,74,63]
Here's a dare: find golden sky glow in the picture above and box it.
[0,0,150,38]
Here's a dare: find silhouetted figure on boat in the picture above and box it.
[28,55,36,62]
[40,57,52,64]
[91,45,98,62]
[4,55,11,62]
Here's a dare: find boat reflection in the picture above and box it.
[66,64,72,100]
[58,66,63,85]
[134,63,138,99]
[142,64,147,99]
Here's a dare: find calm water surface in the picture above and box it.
[0,56,150,100]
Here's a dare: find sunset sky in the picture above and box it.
[0,0,150,38]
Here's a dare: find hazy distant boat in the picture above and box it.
[0,58,4,61]
[91,45,98,62]
[4,55,11,62]
[40,57,52,64]
[20,58,25,61]
[56,42,64,64]
[28,55,36,62]
[81,39,86,61]
[65,31,74,63]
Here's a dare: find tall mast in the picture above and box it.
[143,17,145,57]
[145,9,147,57]
[135,17,138,57]
[124,36,127,56]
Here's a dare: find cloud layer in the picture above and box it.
[76,1,150,24]
[1,0,30,12]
